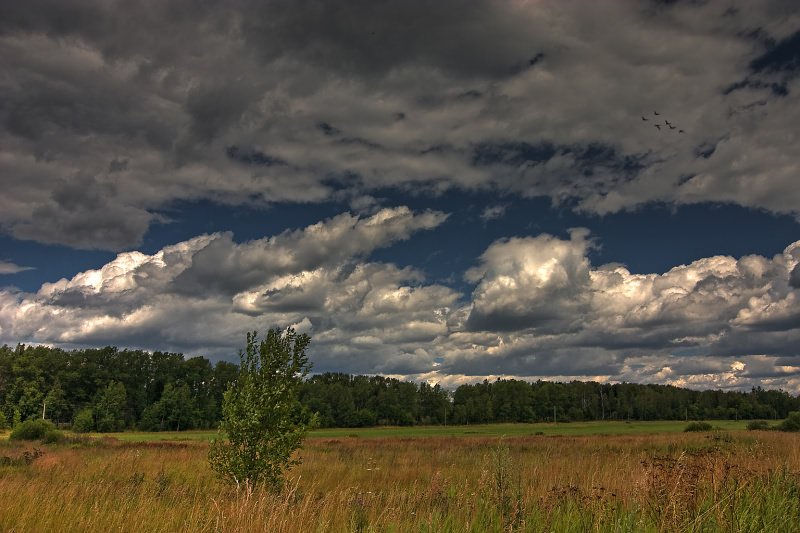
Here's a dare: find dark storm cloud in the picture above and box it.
[9,174,155,250]
[186,83,264,144]
[239,0,545,79]
[442,346,623,378]
[2,0,800,250]
[710,329,800,358]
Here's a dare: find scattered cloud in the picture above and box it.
[479,204,508,223]
[0,260,34,275]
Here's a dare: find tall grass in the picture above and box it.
[1,432,798,531]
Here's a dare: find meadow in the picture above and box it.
[1,423,799,532]
[75,420,751,442]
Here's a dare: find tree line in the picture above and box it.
[1,343,798,431]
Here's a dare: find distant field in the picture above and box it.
[75,419,753,442]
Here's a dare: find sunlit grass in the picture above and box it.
[1,428,798,531]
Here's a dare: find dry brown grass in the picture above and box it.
[1,431,799,531]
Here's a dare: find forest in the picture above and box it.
[1,343,798,431]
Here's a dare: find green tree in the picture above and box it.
[94,381,127,432]
[140,383,198,431]
[208,328,316,492]
[44,380,69,423]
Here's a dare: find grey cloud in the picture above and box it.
[790,264,800,288]
[442,345,622,378]
[240,0,545,80]
[3,1,800,249]
[172,207,447,295]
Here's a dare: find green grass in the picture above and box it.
[90,419,750,442]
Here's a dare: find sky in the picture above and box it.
[1,0,799,391]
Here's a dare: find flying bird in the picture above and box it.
[665,120,672,126]
[668,125,676,130]
[679,129,685,133]
[641,116,648,121]
[654,111,660,115]
[654,124,661,130]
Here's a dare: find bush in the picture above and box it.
[42,429,66,444]
[9,419,55,441]
[72,407,95,433]
[777,412,800,432]
[684,421,713,432]
[747,420,771,431]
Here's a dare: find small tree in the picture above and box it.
[208,328,316,492]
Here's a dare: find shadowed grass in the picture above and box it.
[89,420,751,443]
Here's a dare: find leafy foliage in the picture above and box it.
[684,421,713,432]
[42,429,66,444]
[72,408,95,433]
[208,328,317,492]
[95,381,128,432]
[777,411,800,432]
[9,419,55,441]
[140,383,199,431]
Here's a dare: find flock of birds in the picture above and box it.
[642,111,685,134]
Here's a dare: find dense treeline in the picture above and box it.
[0,344,237,431]
[1,344,799,431]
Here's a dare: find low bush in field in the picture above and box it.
[747,420,771,431]
[42,429,66,444]
[9,419,55,441]
[777,412,800,432]
[72,408,94,433]
[683,421,713,432]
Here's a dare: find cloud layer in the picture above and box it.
[1,0,799,249]
[2,207,798,391]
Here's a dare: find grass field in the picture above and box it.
[62,419,751,442]
[2,422,799,531]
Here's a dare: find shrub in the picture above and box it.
[684,421,713,432]
[747,420,771,431]
[72,407,95,433]
[0,410,7,429]
[42,429,66,444]
[777,412,800,432]
[9,419,55,441]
